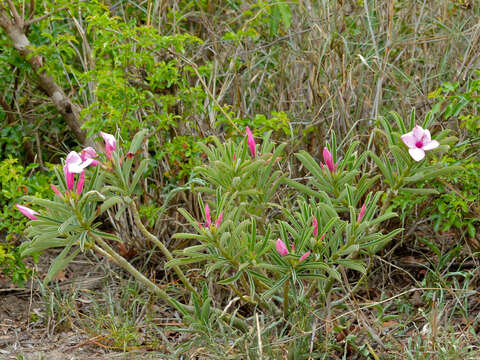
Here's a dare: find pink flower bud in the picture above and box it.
[246,126,256,158]
[16,204,38,220]
[357,203,366,223]
[275,239,289,256]
[100,132,117,160]
[51,184,64,199]
[215,212,223,227]
[313,217,318,237]
[319,233,326,242]
[323,147,336,172]
[299,251,311,262]
[76,171,85,195]
[204,204,211,227]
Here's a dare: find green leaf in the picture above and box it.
[44,246,81,284]
[336,259,366,274]
[129,159,149,194]
[218,271,243,285]
[100,196,124,214]
[282,177,322,198]
[399,188,439,195]
[129,129,149,154]
[21,238,68,257]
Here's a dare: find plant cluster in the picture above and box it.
[15,111,460,354]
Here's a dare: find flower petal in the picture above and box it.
[422,129,432,142]
[401,132,417,148]
[65,151,82,167]
[408,147,425,161]
[412,125,425,140]
[81,147,98,161]
[422,140,439,151]
[67,158,93,173]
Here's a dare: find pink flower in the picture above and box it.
[100,132,117,160]
[65,151,93,174]
[401,125,439,162]
[204,204,211,227]
[215,212,223,227]
[81,147,99,166]
[323,147,337,172]
[299,251,311,262]
[64,151,93,191]
[357,203,366,223]
[16,204,38,220]
[276,239,289,256]
[51,184,64,199]
[246,126,256,158]
[319,233,326,242]
[313,217,318,237]
[76,171,85,195]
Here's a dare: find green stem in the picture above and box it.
[129,201,199,298]
[91,232,249,333]
[283,278,290,319]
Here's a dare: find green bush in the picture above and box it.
[0,157,53,285]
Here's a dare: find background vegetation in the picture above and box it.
[1,0,479,358]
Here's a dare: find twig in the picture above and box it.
[256,313,263,359]
[25,7,67,26]
[5,0,23,27]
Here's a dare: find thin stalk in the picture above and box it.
[283,278,290,319]
[91,232,250,333]
[129,201,199,298]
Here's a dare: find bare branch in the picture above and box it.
[5,0,23,27]
[0,94,15,123]
[27,0,35,22]
[25,6,67,26]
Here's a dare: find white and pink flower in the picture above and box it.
[401,125,439,162]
